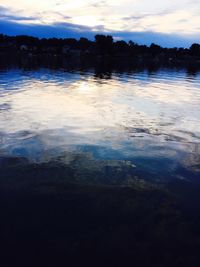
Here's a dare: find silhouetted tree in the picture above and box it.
[0,33,200,68]
[190,43,200,56]
[114,40,129,53]
[149,43,161,55]
[15,35,39,46]
[79,37,91,51]
[95,35,113,55]
[63,38,78,49]
[0,34,6,42]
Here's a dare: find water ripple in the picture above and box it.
[0,68,200,182]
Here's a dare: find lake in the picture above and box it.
[0,68,200,184]
[1,67,200,266]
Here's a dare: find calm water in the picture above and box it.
[0,68,200,184]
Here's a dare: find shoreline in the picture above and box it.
[1,52,200,71]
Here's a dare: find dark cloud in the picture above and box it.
[0,5,10,13]
[51,22,92,32]
[122,14,152,21]
[38,10,72,20]
[0,19,97,39]
[0,14,37,21]
[122,10,171,21]
[91,1,108,8]
[178,19,189,23]
[0,5,38,22]
[60,15,72,19]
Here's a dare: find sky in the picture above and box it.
[0,0,200,47]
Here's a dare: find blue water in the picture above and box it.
[0,68,200,184]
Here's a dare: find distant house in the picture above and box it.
[69,49,81,57]
[83,47,96,55]
[62,45,70,54]
[62,46,81,57]
[42,46,57,54]
[62,45,81,58]
[0,43,8,52]
[20,45,28,51]
[0,41,17,53]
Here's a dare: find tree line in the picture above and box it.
[1,33,200,73]
[0,33,200,57]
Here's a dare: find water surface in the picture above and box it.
[0,68,200,184]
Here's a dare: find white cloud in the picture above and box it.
[0,0,199,35]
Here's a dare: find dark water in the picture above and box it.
[1,68,200,267]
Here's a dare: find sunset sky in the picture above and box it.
[0,0,200,47]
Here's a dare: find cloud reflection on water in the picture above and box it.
[0,69,200,182]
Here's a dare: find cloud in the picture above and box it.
[121,9,172,21]
[90,0,108,8]
[0,14,37,22]
[0,2,200,47]
[0,5,10,13]
[0,1,199,37]
[0,19,199,48]
[0,5,38,22]
[0,19,96,39]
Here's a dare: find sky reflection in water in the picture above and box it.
[0,68,200,183]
